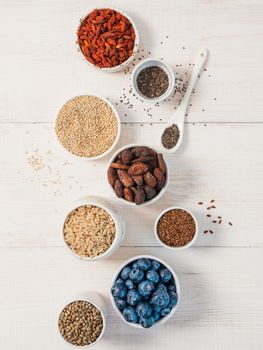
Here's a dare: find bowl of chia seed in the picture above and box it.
[131,58,175,103]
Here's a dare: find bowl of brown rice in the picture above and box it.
[55,95,121,160]
[62,196,124,260]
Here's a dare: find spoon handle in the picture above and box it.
[176,48,209,116]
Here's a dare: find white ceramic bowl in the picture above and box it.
[55,95,121,161]
[58,291,107,348]
[107,144,169,207]
[131,58,175,103]
[110,255,181,328]
[77,8,139,73]
[62,196,125,260]
[154,206,199,250]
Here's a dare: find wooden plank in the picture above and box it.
[0,246,262,349]
[0,0,263,122]
[0,122,262,247]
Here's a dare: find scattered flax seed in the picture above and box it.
[206,214,211,217]
[228,222,233,226]
[219,220,222,224]
[204,230,208,234]
[198,202,203,205]
[209,230,213,234]
[207,207,211,210]
[211,205,216,209]
[210,199,215,203]
[55,96,118,158]
[212,220,217,223]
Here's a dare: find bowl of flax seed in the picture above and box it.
[154,207,198,250]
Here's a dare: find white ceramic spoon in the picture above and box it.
[160,48,209,153]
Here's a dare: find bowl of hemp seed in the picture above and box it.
[55,95,121,160]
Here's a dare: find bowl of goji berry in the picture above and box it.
[77,8,139,72]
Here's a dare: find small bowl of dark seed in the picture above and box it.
[131,58,175,103]
[58,292,107,348]
[154,207,198,250]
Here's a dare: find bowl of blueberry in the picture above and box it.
[110,255,180,328]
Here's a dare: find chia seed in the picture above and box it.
[161,123,180,149]
[136,66,169,99]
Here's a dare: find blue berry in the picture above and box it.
[115,298,126,310]
[138,280,155,297]
[152,310,161,322]
[167,284,176,292]
[121,266,132,280]
[137,258,151,271]
[150,290,170,308]
[151,260,161,271]
[125,279,134,290]
[146,270,160,284]
[161,307,171,317]
[132,262,139,269]
[136,302,152,318]
[139,316,155,328]
[152,305,161,314]
[129,268,144,283]
[116,278,124,284]
[156,283,167,292]
[168,291,178,308]
[160,269,172,283]
[127,289,142,306]
[123,306,138,323]
[111,283,127,299]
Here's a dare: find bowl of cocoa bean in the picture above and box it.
[154,207,198,249]
[107,145,168,206]
[77,8,139,72]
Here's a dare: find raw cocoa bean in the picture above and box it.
[131,146,151,157]
[154,168,166,191]
[111,162,129,170]
[121,149,133,165]
[132,175,144,186]
[128,162,148,176]
[135,186,145,205]
[131,156,153,164]
[148,158,158,172]
[144,185,157,200]
[107,167,117,187]
[124,188,133,202]
[157,153,166,173]
[144,171,157,188]
[114,179,124,198]
[117,169,134,187]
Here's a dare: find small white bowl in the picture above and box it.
[58,291,107,348]
[77,8,139,73]
[110,255,181,328]
[62,196,125,260]
[131,58,175,103]
[55,95,121,161]
[107,144,169,207]
[154,207,199,250]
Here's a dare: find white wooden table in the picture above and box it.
[1,1,263,349]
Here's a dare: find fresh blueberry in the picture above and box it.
[167,284,176,292]
[116,278,124,284]
[137,258,151,271]
[136,302,152,318]
[132,262,139,269]
[111,282,127,299]
[138,280,155,297]
[151,260,161,271]
[168,291,178,308]
[129,268,144,283]
[152,305,161,314]
[139,316,155,328]
[160,269,172,283]
[115,298,127,310]
[125,279,134,290]
[127,289,142,306]
[156,283,167,292]
[146,270,160,284]
[152,310,161,322]
[123,306,138,323]
[161,307,171,317]
[121,266,132,280]
[150,290,170,308]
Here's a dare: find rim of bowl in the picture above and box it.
[77,7,140,72]
[154,206,199,250]
[54,95,121,161]
[110,254,181,329]
[131,58,175,103]
[58,297,106,348]
[107,143,169,207]
[62,196,123,261]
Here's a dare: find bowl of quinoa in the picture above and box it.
[55,95,121,160]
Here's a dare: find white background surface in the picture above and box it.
[0,0,263,349]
